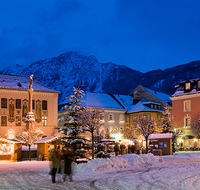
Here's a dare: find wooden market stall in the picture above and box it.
[35,137,62,161]
[0,138,23,161]
[149,133,173,155]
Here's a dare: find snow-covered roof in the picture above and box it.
[59,92,125,111]
[127,101,164,114]
[149,133,173,139]
[0,74,60,93]
[0,138,24,143]
[112,94,133,110]
[142,86,171,105]
[34,137,58,144]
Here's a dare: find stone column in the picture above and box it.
[26,75,35,131]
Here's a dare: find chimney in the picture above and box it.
[133,91,140,104]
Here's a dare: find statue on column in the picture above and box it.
[26,74,35,131]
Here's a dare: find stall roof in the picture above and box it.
[35,137,58,144]
[0,138,25,143]
[149,133,173,139]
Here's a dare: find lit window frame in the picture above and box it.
[184,100,191,112]
[42,116,47,126]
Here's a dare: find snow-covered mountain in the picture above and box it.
[0,52,141,103]
[1,51,200,103]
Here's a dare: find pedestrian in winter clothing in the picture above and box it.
[114,143,120,156]
[131,144,135,154]
[120,144,125,155]
[49,147,61,183]
[137,143,140,155]
[128,145,132,153]
[62,148,75,182]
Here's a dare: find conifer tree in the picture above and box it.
[57,87,85,161]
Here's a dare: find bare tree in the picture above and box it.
[135,116,156,154]
[81,107,104,159]
[16,128,44,161]
[191,113,200,138]
[160,106,173,133]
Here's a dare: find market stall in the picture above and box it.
[35,137,62,161]
[0,138,23,161]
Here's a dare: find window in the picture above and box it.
[185,82,191,90]
[42,100,47,110]
[184,101,191,111]
[108,114,114,121]
[143,114,147,120]
[1,98,7,108]
[100,113,104,121]
[158,105,161,110]
[16,99,21,109]
[198,81,200,89]
[32,100,35,110]
[15,116,21,126]
[42,116,47,126]
[184,115,191,127]
[1,116,7,126]
[119,115,124,122]
[159,142,163,148]
[151,104,153,109]
[126,116,129,123]
[132,115,137,121]
[155,105,157,109]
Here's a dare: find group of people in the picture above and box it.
[114,143,141,156]
[114,143,136,156]
[48,146,75,183]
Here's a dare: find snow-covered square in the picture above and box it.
[1,152,200,190]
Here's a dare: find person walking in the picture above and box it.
[49,146,61,183]
[62,148,75,182]
[114,143,120,156]
[137,143,140,155]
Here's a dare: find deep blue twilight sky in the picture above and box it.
[0,0,200,73]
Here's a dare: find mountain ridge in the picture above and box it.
[1,51,200,103]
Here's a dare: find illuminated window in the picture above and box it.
[16,99,21,109]
[1,116,7,126]
[15,116,21,126]
[184,101,191,111]
[42,116,47,126]
[119,115,124,122]
[184,115,191,127]
[132,115,137,121]
[185,82,191,90]
[1,98,7,108]
[42,100,47,110]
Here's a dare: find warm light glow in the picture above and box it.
[139,140,142,143]
[194,139,198,142]
[180,139,183,142]
[111,133,122,141]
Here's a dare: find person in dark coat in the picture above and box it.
[128,144,132,153]
[62,148,75,182]
[49,147,61,183]
[114,143,120,156]
[131,144,135,154]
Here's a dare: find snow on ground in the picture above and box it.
[1,152,200,189]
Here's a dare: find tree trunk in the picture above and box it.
[145,136,148,154]
[29,144,31,161]
[92,130,94,159]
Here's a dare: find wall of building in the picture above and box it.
[0,89,58,137]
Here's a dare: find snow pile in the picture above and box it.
[73,153,162,175]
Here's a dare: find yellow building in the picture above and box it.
[0,74,60,138]
[113,85,172,138]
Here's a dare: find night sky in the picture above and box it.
[0,0,200,73]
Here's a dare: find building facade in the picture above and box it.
[58,92,126,141]
[171,78,200,149]
[0,74,60,138]
[114,85,172,138]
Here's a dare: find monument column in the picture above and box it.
[26,74,35,131]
